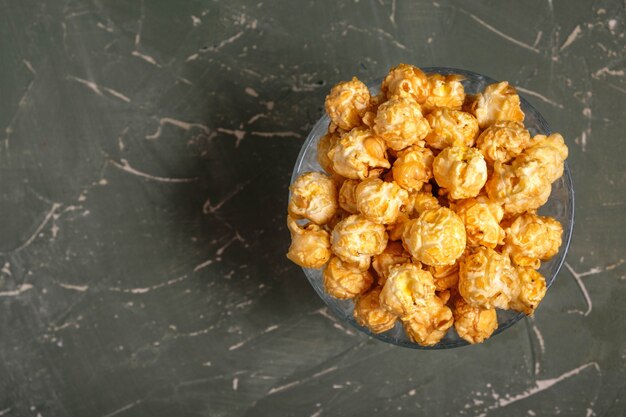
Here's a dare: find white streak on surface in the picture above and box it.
[210,31,244,51]
[498,363,600,407]
[131,50,160,66]
[0,408,11,416]
[102,87,131,102]
[232,377,239,390]
[245,87,259,97]
[203,179,253,214]
[516,86,564,108]
[109,159,198,183]
[67,75,103,95]
[109,275,188,294]
[67,76,131,102]
[564,262,593,316]
[0,284,33,297]
[560,25,582,50]
[460,10,540,53]
[13,203,62,252]
[58,283,89,292]
[531,321,545,353]
[216,232,244,256]
[146,117,210,139]
[194,259,214,272]
[592,67,625,78]
[268,366,339,395]
[23,60,35,74]
[250,131,300,138]
[101,400,142,417]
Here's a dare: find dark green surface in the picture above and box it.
[1,0,624,416]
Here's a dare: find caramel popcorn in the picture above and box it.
[338,179,359,214]
[331,214,388,269]
[520,133,568,183]
[387,212,411,242]
[374,97,430,150]
[469,81,524,128]
[288,172,338,225]
[423,74,465,113]
[287,64,569,346]
[323,256,374,299]
[286,216,332,269]
[458,246,519,309]
[452,296,498,344]
[503,213,563,268]
[485,159,552,214]
[391,145,435,192]
[372,241,413,285]
[402,295,454,346]
[317,132,340,174]
[325,77,370,131]
[381,63,429,104]
[409,190,441,216]
[453,197,505,248]
[354,286,398,333]
[476,121,532,165]
[402,207,466,266]
[433,146,488,200]
[428,263,459,291]
[328,128,390,180]
[424,108,479,150]
[509,266,547,315]
[379,263,436,317]
[355,178,409,224]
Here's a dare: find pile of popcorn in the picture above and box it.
[287,64,567,346]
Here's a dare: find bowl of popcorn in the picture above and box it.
[287,64,574,349]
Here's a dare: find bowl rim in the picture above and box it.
[290,66,575,349]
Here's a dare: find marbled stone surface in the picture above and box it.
[0,0,624,416]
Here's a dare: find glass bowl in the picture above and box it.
[290,67,574,349]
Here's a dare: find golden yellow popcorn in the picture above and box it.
[433,146,488,200]
[323,256,374,299]
[286,216,331,269]
[372,241,413,285]
[328,128,390,180]
[503,213,563,268]
[402,295,454,346]
[476,121,531,165]
[402,207,466,266]
[469,81,525,129]
[453,197,505,248]
[424,108,479,150]
[428,263,459,291]
[458,246,519,309]
[509,266,547,315]
[520,133,568,183]
[423,74,465,113]
[288,172,338,225]
[387,212,411,242]
[391,145,435,192]
[374,97,430,151]
[331,214,388,269]
[317,132,340,174]
[452,296,498,344]
[379,263,436,318]
[354,286,398,333]
[338,179,359,214]
[485,159,552,214]
[355,178,409,224]
[381,63,429,104]
[408,189,440,216]
[325,77,370,131]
